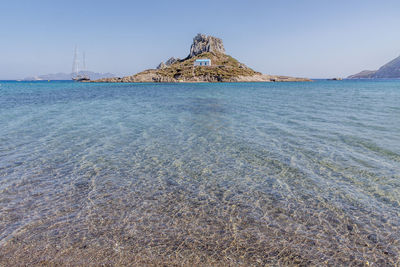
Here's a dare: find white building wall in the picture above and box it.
[194,60,211,66]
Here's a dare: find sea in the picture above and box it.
[0,80,399,266]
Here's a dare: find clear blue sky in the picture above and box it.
[1,0,400,79]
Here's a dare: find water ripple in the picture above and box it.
[0,80,399,266]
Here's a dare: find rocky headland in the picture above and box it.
[348,55,400,79]
[93,34,311,83]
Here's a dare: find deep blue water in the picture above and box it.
[0,80,399,265]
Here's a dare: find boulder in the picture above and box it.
[165,57,179,66]
[157,62,167,69]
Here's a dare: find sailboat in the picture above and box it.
[72,46,90,82]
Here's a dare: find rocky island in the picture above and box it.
[93,34,311,83]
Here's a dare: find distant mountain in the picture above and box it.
[347,70,376,79]
[23,71,115,81]
[348,55,400,79]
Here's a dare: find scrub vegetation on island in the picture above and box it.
[93,34,311,83]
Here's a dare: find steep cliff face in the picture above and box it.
[348,55,400,79]
[189,33,225,58]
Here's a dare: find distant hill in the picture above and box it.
[348,55,400,79]
[23,71,115,81]
[93,34,311,83]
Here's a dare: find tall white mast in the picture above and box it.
[72,45,80,77]
[82,52,86,72]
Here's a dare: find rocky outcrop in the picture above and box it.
[165,57,179,66]
[156,62,167,70]
[189,34,225,58]
[157,57,179,69]
[348,55,400,79]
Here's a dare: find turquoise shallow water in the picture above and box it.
[0,80,399,265]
